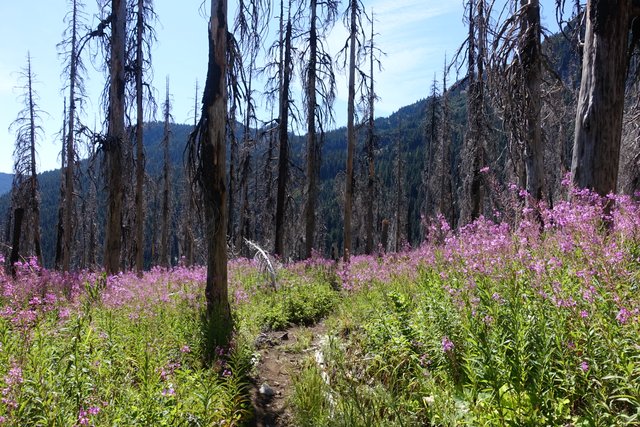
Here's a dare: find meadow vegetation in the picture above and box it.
[0,188,639,426]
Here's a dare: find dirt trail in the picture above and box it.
[249,322,327,427]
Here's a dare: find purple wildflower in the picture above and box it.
[441,336,454,353]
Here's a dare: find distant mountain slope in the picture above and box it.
[0,173,12,196]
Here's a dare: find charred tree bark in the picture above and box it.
[134,0,146,276]
[61,0,81,272]
[344,0,357,262]
[304,0,319,259]
[439,62,454,226]
[55,100,67,270]
[465,0,486,222]
[25,60,43,266]
[274,15,293,258]
[365,15,376,255]
[194,0,231,348]
[572,0,631,197]
[160,77,171,268]
[522,0,544,201]
[104,0,126,275]
[9,208,24,277]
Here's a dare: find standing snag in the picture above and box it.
[103,0,127,274]
[187,0,232,349]
[9,53,44,271]
[571,0,636,198]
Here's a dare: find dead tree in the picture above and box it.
[340,0,367,262]
[103,0,127,274]
[234,0,270,254]
[422,75,440,226]
[181,80,199,267]
[160,77,172,267]
[439,59,455,227]
[302,0,338,258]
[187,0,232,348]
[57,0,88,272]
[9,53,44,269]
[459,0,489,223]
[363,9,381,255]
[274,4,294,258]
[54,100,67,270]
[490,0,544,202]
[571,0,639,198]
[131,0,156,275]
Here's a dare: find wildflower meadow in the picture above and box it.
[0,189,639,425]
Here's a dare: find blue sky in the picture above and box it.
[0,0,563,174]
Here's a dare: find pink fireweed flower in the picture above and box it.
[4,366,23,386]
[161,387,175,396]
[441,337,454,353]
[580,361,589,372]
[616,307,631,324]
[77,409,89,426]
[180,345,191,353]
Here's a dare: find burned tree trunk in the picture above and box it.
[344,0,358,262]
[188,0,232,348]
[160,77,171,268]
[365,14,376,255]
[134,0,146,275]
[304,0,319,259]
[9,208,24,277]
[55,101,67,270]
[275,14,293,258]
[61,0,81,272]
[26,61,43,266]
[571,0,631,197]
[521,0,544,201]
[104,0,126,274]
[439,61,454,227]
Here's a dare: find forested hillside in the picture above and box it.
[0,174,11,196]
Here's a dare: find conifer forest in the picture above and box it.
[0,0,639,425]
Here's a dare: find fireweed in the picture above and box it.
[292,191,640,426]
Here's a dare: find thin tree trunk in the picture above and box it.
[62,1,79,272]
[572,0,630,197]
[160,77,171,267]
[439,62,454,226]
[237,72,253,254]
[344,0,357,262]
[55,100,67,270]
[134,0,145,275]
[104,0,126,274]
[275,14,292,257]
[365,13,375,255]
[304,0,318,259]
[394,122,403,252]
[26,58,43,266]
